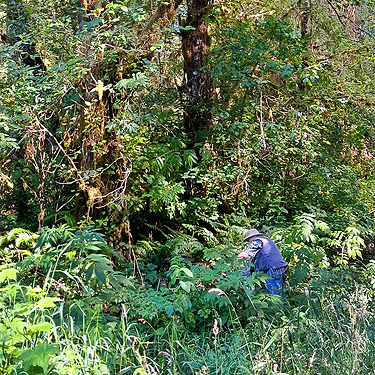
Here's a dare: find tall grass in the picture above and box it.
[2,259,375,374]
[148,272,375,375]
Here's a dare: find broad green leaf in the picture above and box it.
[181,267,193,278]
[263,328,281,351]
[28,322,54,333]
[178,25,196,31]
[180,280,192,293]
[0,268,18,283]
[95,266,107,284]
[86,263,94,282]
[4,318,27,333]
[165,305,174,316]
[13,304,34,316]
[37,297,60,310]
[21,343,59,371]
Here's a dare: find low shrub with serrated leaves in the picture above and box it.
[11,225,135,300]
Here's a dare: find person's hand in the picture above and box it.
[237,252,249,259]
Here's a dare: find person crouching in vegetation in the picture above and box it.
[238,229,288,296]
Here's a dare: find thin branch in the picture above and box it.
[56,155,127,185]
[35,119,79,175]
[143,0,183,33]
[257,83,267,150]
[326,0,346,28]
[326,0,372,38]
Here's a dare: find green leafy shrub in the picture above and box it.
[0,266,60,374]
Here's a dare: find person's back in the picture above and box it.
[238,229,288,296]
[252,236,287,272]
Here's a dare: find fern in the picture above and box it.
[290,213,317,244]
[329,227,365,263]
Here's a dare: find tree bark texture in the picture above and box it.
[145,0,183,32]
[297,0,311,37]
[345,5,362,39]
[181,0,213,137]
[73,0,124,222]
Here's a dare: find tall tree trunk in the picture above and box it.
[73,0,122,222]
[298,0,311,38]
[74,0,182,226]
[345,5,362,39]
[181,0,213,139]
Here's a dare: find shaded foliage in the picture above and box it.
[1,0,375,373]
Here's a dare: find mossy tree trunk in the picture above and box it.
[181,0,213,139]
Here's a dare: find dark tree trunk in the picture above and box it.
[181,0,213,138]
[298,0,311,37]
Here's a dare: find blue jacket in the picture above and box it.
[245,236,287,272]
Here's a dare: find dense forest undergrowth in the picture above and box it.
[2,0,375,374]
[1,224,375,374]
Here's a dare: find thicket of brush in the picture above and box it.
[1,222,375,375]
